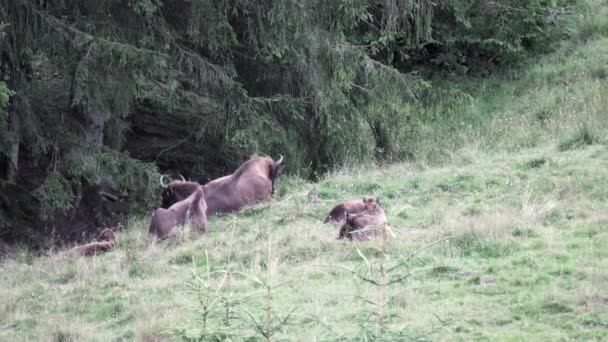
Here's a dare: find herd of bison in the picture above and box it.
[70,154,387,256]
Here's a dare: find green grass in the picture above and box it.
[408,2,608,165]
[1,4,608,341]
[1,144,607,340]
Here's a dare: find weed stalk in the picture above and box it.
[265,235,273,341]
[378,222,387,336]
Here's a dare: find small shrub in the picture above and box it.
[542,301,573,314]
[462,206,482,217]
[575,10,608,42]
[32,171,74,221]
[93,297,124,320]
[429,265,460,278]
[451,234,515,258]
[559,124,599,151]
[15,245,34,265]
[275,176,307,198]
[170,251,208,266]
[521,157,548,170]
[351,182,382,194]
[541,209,562,225]
[535,108,553,123]
[128,262,153,279]
[591,66,608,80]
[512,225,540,238]
[239,204,270,217]
[396,210,409,219]
[51,329,75,342]
[49,264,76,284]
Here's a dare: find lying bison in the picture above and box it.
[70,228,117,256]
[338,204,386,241]
[149,187,208,239]
[159,154,283,215]
[159,175,200,209]
[324,197,379,223]
[204,154,283,214]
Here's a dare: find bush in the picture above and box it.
[32,172,74,221]
[417,0,577,73]
[572,1,608,41]
[558,124,599,151]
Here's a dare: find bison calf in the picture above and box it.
[149,187,208,239]
[338,206,387,241]
[70,228,117,256]
[324,197,379,223]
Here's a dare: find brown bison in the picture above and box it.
[159,175,201,209]
[149,187,208,239]
[70,228,117,256]
[338,205,386,241]
[324,197,379,223]
[159,154,284,215]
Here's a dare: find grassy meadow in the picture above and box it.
[1,2,608,341]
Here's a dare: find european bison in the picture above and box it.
[338,205,386,241]
[70,228,117,256]
[159,175,200,209]
[324,197,379,223]
[149,187,208,239]
[204,154,283,214]
[159,154,284,215]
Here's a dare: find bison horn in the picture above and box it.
[179,174,186,182]
[160,175,169,188]
[276,154,284,164]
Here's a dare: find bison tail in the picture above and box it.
[190,187,204,207]
[269,155,284,195]
[270,155,284,180]
[193,187,203,199]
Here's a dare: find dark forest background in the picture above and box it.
[0,0,574,245]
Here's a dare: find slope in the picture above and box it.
[1,3,608,340]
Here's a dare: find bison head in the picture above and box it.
[363,196,379,210]
[160,175,201,209]
[98,228,116,242]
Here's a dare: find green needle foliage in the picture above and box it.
[0,1,607,339]
[0,0,581,241]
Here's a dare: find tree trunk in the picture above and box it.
[75,93,104,209]
[368,118,393,160]
[6,98,19,183]
[84,95,104,147]
[69,70,105,208]
[383,0,397,31]
[1,51,20,183]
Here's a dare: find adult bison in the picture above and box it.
[159,175,200,209]
[149,187,208,239]
[159,154,284,215]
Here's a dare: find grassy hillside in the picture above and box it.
[1,3,608,341]
[2,146,608,340]
[407,1,608,165]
